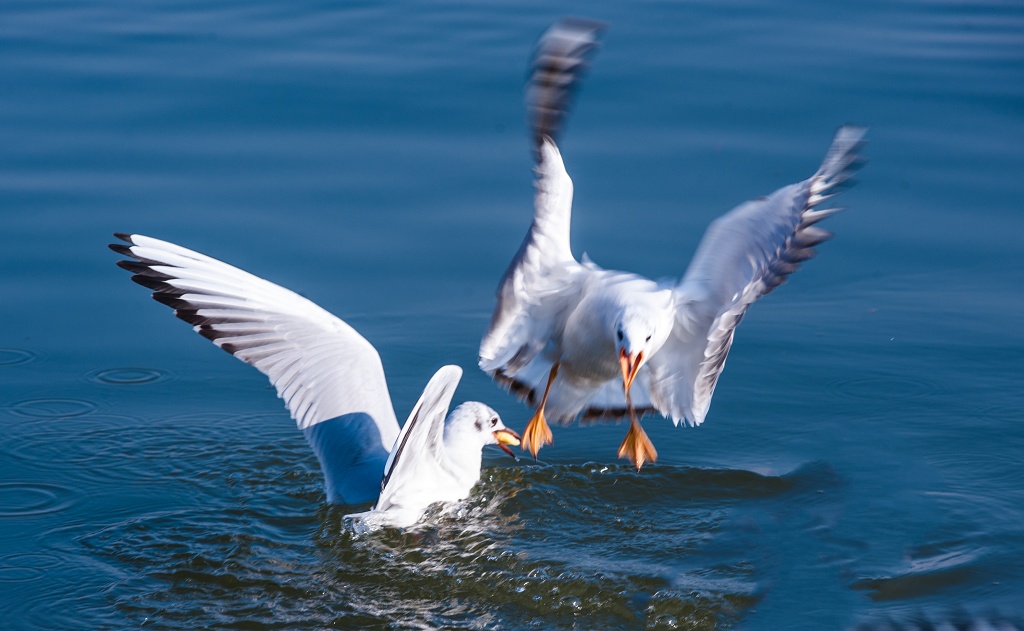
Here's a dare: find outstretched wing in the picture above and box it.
[527,17,605,156]
[111,233,401,503]
[647,126,867,426]
[479,139,587,391]
[375,365,462,512]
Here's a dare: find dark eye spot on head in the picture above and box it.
[474,420,483,432]
[617,330,623,341]
[646,335,652,342]
[490,417,498,428]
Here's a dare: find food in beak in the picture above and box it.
[619,348,644,393]
[493,427,522,457]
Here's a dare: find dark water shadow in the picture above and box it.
[851,538,994,603]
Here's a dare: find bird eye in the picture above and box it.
[646,335,652,342]
[616,330,623,341]
[490,417,498,427]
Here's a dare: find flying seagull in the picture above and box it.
[112,234,520,529]
[479,18,866,469]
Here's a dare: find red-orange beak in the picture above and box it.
[618,348,644,394]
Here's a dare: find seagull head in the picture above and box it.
[614,307,667,395]
[445,401,521,458]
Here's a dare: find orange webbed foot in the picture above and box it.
[617,417,658,470]
[521,407,554,458]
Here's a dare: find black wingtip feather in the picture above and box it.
[118,260,174,280]
[493,370,540,407]
[112,249,164,267]
[151,293,192,311]
[219,341,242,356]
[197,326,220,342]
[114,259,137,273]
[127,274,154,289]
[131,274,189,297]
[129,273,163,291]
[175,308,207,327]
[527,17,605,155]
[109,243,133,257]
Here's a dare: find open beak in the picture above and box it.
[493,427,522,458]
[619,348,645,394]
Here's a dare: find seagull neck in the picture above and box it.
[441,429,484,482]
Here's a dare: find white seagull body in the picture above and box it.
[479,17,866,468]
[112,234,520,530]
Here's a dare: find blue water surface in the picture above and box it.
[1,1,1022,629]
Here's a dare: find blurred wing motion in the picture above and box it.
[527,17,605,155]
[479,139,585,401]
[646,125,868,425]
[376,365,462,513]
[110,233,401,503]
[481,17,604,405]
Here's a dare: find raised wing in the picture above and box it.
[480,18,602,399]
[527,17,605,155]
[110,233,401,443]
[479,138,586,385]
[376,365,462,512]
[647,126,867,425]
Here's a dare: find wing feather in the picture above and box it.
[111,233,401,448]
[648,126,867,426]
[527,17,605,155]
[481,18,603,411]
[376,365,462,511]
[479,139,587,385]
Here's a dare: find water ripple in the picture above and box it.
[851,540,985,601]
[0,569,115,631]
[0,565,43,583]
[88,367,168,385]
[0,552,62,583]
[0,483,75,518]
[8,398,98,419]
[71,461,816,629]
[830,374,942,401]
[974,401,1024,424]
[5,410,317,492]
[314,466,766,628]
[0,348,36,366]
[5,400,834,628]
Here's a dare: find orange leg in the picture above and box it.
[522,363,558,457]
[617,395,658,470]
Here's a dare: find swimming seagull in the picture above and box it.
[111,234,520,530]
[479,19,866,469]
